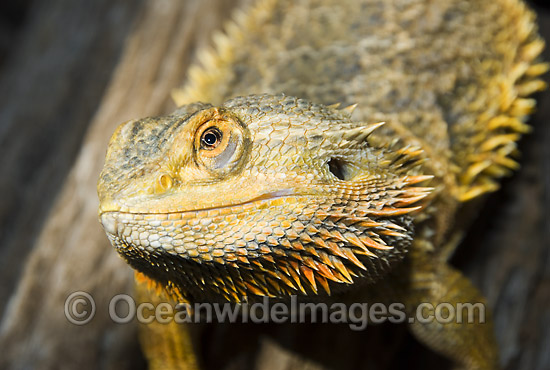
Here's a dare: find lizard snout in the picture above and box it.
[100,212,118,236]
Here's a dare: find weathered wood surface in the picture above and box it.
[0,0,244,368]
[0,1,547,369]
[0,0,142,320]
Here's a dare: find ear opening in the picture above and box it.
[328,158,354,181]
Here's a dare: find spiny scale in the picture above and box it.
[142,200,421,302]
[325,122,385,148]
[118,169,429,302]
[99,94,434,303]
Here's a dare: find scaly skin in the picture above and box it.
[97,0,546,368]
[99,96,431,302]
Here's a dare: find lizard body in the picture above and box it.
[97,0,546,368]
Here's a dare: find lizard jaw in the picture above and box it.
[99,180,428,302]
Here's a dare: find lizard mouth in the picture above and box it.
[98,189,296,216]
[99,181,429,302]
[99,189,303,249]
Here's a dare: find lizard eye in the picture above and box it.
[193,113,248,174]
[196,121,231,159]
[200,127,222,150]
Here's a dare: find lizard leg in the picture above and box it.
[135,275,200,370]
[407,261,499,370]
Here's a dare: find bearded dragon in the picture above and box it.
[97,0,546,368]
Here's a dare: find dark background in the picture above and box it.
[0,0,547,369]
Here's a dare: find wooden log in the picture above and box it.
[0,0,243,368]
[0,0,144,319]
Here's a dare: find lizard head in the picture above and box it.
[98,94,431,302]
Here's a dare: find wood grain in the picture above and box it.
[0,0,243,368]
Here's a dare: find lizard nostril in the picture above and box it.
[158,174,174,191]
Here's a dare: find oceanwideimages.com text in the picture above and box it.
[65,292,486,331]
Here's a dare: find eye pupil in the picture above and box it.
[204,133,217,145]
[201,127,222,149]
